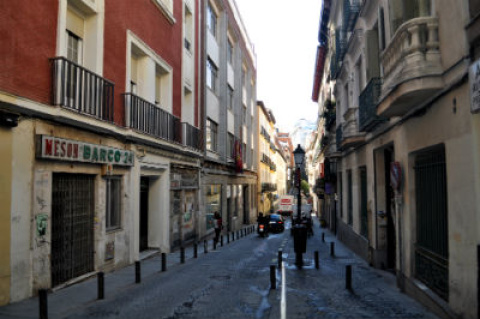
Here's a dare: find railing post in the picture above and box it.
[161,253,167,272]
[39,289,48,319]
[135,261,141,283]
[97,272,104,300]
[180,247,185,264]
[270,265,276,290]
[346,265,352,290]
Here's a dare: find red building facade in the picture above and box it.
[0,0,203,304]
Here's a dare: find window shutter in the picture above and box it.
[67,7,84,38]
[365,29,380,82]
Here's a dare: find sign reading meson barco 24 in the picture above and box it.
[36,135,134,166]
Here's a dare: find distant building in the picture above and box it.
[290,118,316,148]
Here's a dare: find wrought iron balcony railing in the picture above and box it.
[182,122,202,150]
[343,0,361,32]
[359,77,386,132]
[51,57,114,122]
[336,125,343,151]
[123,93,181,144]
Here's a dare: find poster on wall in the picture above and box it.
[469,58,480,113]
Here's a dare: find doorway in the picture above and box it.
[51,173,94,287]
[139,176,149,252]
[384,147,396,270]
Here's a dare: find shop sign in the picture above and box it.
[36,135,134,166]
[469,59,480,113]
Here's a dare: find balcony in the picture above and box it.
[261,183,277,193]
[379,17,444,117]
[182,122,202,150]
[342,108,365,148]
[359,77,386,132]
[51,57,114,123]
[336,125,343,151]
[323,109,336,132]
[343,0,361,32]
[123,93,181,144]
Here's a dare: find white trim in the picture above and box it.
[151,0,176,25]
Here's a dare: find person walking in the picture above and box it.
[214,211,222,243]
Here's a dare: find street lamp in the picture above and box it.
[293,144,305,222]
[292,144,306,267]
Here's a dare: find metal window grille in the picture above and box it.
[414,146,449,300]
[51,174,94,287]
[347,170,353,225]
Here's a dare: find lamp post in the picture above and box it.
[292,144,307,267]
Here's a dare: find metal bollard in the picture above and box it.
[278,249,283,269]
[330,242,335,257]
[270,265,276,289]
[97,272,105,300]
[180,247,185,263]
[227,232,230,244]
[346,265,352,290]
[232,232,235,242]
[162,253,167,272]
[204,240,208,253]
[322,232,325,242]
[221,235,224,247]
[135,261,141,283]
[194,243,198,258]
[314,251,319,269]
[39,289,48,319]
[213,239,217,250]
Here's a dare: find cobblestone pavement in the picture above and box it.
[267,224,439,319]
[0,221,440,319]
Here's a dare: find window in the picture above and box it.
[207,3,217,37]
[206,118,218,152]
[227,85,234,109]
[242,143,246,164]
[128,36,173,112]
[242,106,247,124]
[66,7,84,64]
[206,59,218,93]
[227,133,234,158]
[105,176,122,230]
[66,31,82,64]
[227,39,234,64]
[390,0,431,33]
[184,4,193,52]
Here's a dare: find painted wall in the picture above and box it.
[0,1,57,104]
[0,128,12,305]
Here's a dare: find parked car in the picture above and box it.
[268,214,285,233]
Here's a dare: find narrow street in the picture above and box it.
[0,218,438,319]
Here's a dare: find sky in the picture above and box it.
[235,0,322,133]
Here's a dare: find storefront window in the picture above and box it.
[205,184,221,230]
